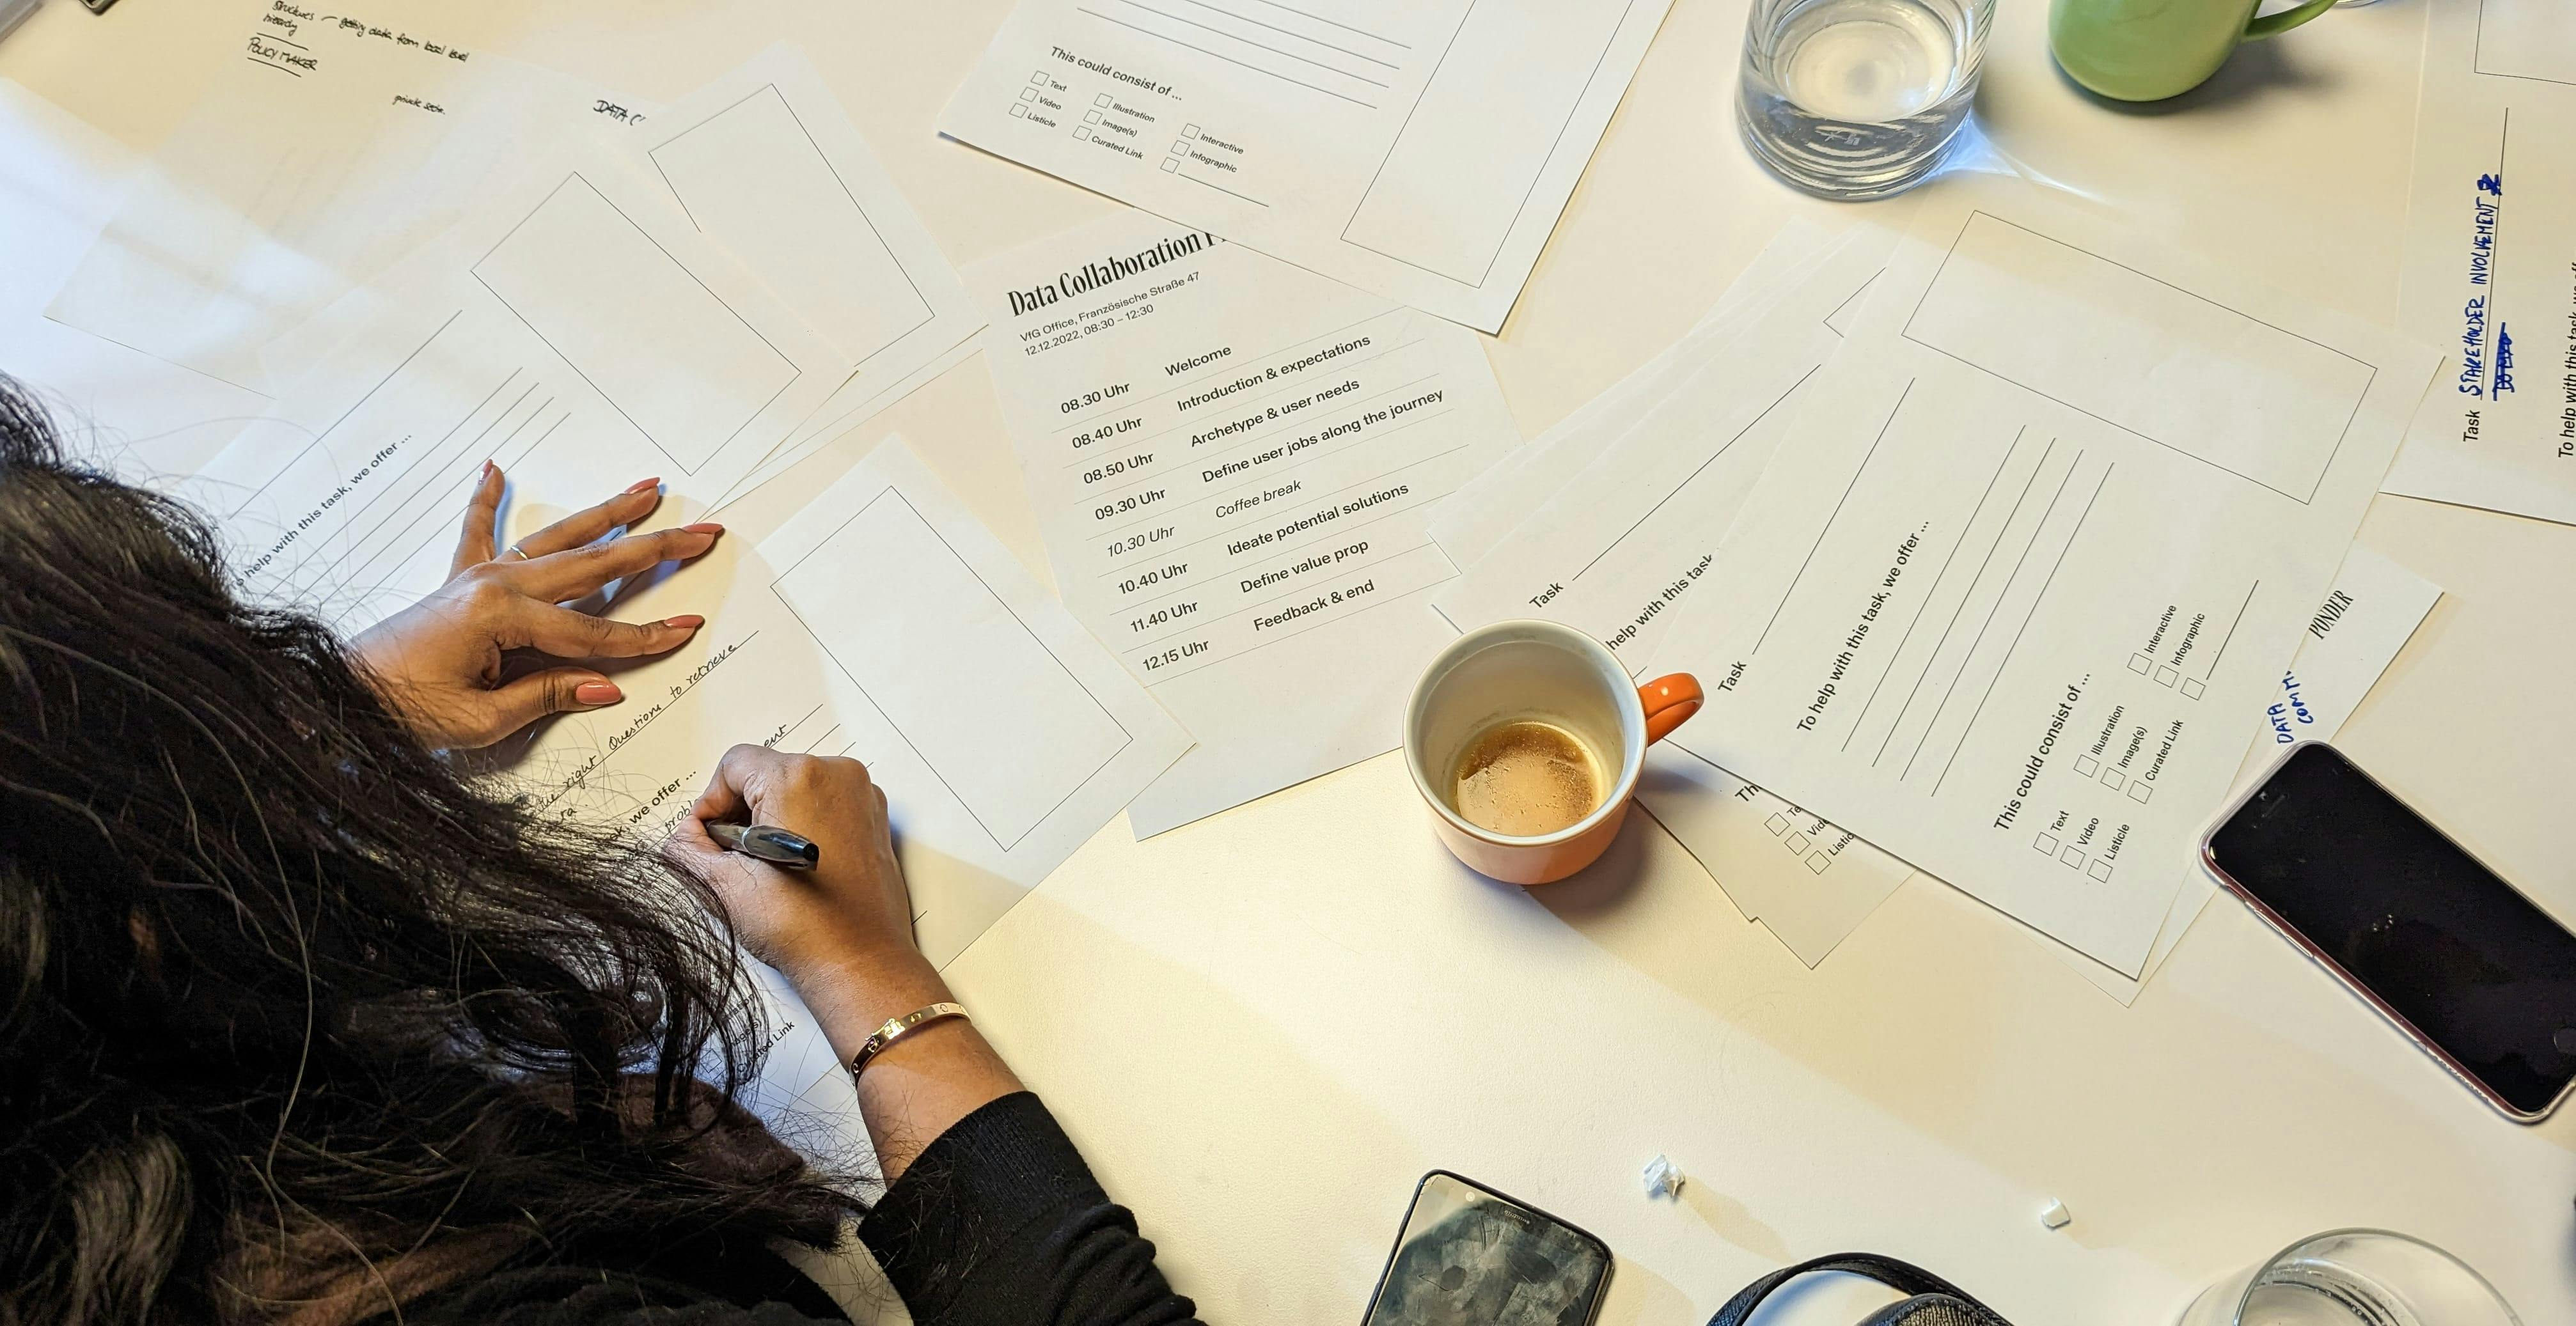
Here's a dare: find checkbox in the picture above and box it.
[2128,780,2153,804]
[1174,139,1190,153]
[1765,813,1789,836]
[1085,109,1101,123]
[1183,123,1200,137]
[2155,666,2179,687]
[2128,653,2151,674]
[1096,92,1112,106]
[1020,88,1037,102]
[2075,754,2099,777]
[2102,768,2124,790]
[2061,845,2085,870]
[1786,832,1810,854]
[1807,852,1831,874]
[1032,69,1049,84]
[1009,104,1026,118]
[1160,158,1179,171]
[2181,677,2206,699]
[1073,127,1089,140]
[2087,860,2113,882]
[2036,832,2059,855]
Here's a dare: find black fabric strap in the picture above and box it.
[1708,1252,2012,1326]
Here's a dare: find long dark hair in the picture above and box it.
[0,378,857,1325]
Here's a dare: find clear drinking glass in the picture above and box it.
[1736,0,1994,200]
[2176,1229,2522,1326]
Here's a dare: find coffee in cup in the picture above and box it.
[1450,718,1606,837]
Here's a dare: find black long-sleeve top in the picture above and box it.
[395,1092,1203,1325]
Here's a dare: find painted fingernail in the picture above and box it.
[574,680,622,705]
[663,614,705,629]
[625,476,661,495]
[682,522,725,536]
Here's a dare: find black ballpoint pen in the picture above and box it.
[705,822,821,871]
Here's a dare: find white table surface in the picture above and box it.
[6,1,2573,1322]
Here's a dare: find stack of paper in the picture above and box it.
[1425,176,2447,997]
[959,208,1521,834]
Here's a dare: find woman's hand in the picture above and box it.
[663,745,920,981]
[668,747,1020,1183]
[351,463,723,749]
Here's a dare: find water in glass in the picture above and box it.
[1736,0,1991,199]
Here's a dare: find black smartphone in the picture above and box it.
[2204,742,2576,1121]
[1358,1171,1612,1326]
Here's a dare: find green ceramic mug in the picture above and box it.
[2050,0,2339,102]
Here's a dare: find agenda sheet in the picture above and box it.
[938,0,1674,331]
[1641,179,2437,976]
[2380,0,2576,527]
[967,209,1517,835]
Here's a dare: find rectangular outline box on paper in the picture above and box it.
[2087,860,2113,882]
[648,84,935,373]
[1899,211,2375,504]
[1339,0,1640,286]
[771,489,1133,851]
[2474,0,2576,85]
[471,173,797,476]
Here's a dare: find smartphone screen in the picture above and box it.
[1360,1171,1611,1326]
[2209,744,2576,1116]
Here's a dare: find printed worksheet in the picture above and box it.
[2055,548,2443,1003]
[966,210,1518,834]
[475,440,1188,1113]
[634,46,985,506]
[1427,219,1835,571]
[939,0,1676,331]
[1434,229,1889,668]
[489,439,1191,969]
[1427,230,1906,965]
[2382,0,2576,526]
[1641,178,2437,976]
[45,0,625,395]
[189,141,844,632]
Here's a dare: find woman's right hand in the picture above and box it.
[671,748,1023,1184]
[664,745,922,983]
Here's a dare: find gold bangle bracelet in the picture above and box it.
[848,1001,968,1079]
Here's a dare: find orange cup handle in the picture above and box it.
[1639,673,1703,744]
